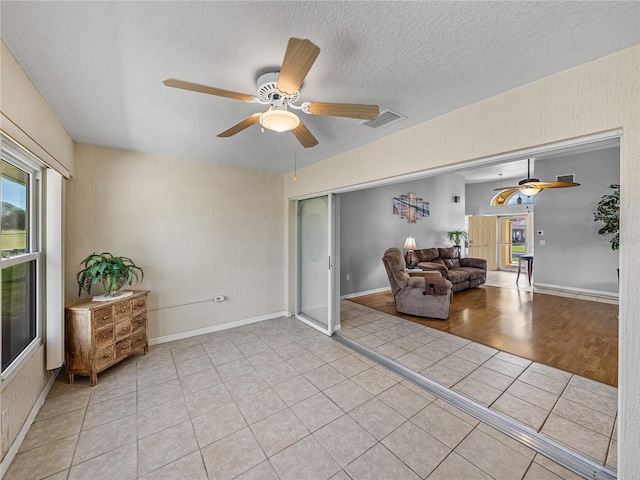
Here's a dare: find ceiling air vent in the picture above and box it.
[361,109,406,129]
[556,174,575,183]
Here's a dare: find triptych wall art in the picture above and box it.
[393,192,429,223]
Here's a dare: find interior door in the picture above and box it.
[468,215,498,270]
[296,195,336,335]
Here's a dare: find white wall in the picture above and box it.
[534,148,620,293]
[67,144,285,340]
[284,46,640,477]
[340,174,465,295]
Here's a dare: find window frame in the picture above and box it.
[1,137,44,384]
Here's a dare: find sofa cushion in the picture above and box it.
[438,247,459,259]
[446,269,470,284]
[457,266,485,281]
[460,257,487,269]
[415,248,439,262]
[442,258,461,269]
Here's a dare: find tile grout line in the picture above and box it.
[335,332,617,480]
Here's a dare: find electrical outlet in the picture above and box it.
[346,274,350,281]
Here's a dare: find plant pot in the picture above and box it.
[101,274,129,297]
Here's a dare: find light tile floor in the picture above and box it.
[485,270,619,305]
[340,300,618,470]
[6,315,594,480]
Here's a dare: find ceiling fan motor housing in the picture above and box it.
[256,72,299,103]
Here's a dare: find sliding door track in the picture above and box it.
[335,333,616,480]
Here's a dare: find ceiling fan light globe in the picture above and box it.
[520,187,541,196]
[260,110,300,132]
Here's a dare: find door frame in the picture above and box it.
[288,130,621,336]
[497,213,534,270]
[295,194,338,335]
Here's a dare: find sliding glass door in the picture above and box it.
[296,195,336,335]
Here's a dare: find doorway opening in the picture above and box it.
[499,214,533,271]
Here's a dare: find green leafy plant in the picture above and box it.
[594,184,620,251]
[447,229,468,246]
[77,252,144,296]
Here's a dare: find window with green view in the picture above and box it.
[1,145,41,376]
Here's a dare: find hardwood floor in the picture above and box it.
[347,286,619,386]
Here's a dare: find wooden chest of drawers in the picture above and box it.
[65,290,150,386]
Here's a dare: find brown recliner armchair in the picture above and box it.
[382,248,453,320]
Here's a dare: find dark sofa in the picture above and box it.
[412,247,487,293]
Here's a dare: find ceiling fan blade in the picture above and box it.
[291,121,318,148]
[217,113,261,137]
[276,38,320,96]
[490,188,521,206]
[494,181,581,192]
[164,79,254,102]
[525,181,581,189]
[306,101,379,120]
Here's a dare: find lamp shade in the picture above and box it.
[260,109,300,132]
[403,236,417,250]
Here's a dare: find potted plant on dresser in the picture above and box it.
[67,252,148,386]
[76,252,144,298]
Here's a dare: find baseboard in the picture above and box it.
[148,311,290,346]
[534,283,619,298]
[1,368,60,479]
[341,286,391,300]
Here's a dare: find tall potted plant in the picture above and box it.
[593,184,620,251]
[77,252,144,297]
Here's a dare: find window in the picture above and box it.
[1,139,42,378]
[506,192,534,205]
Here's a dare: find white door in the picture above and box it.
[296,195,336,335]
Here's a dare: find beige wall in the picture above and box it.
[0,41,74,175]
[284,45,640,477]
[67,145,285,340]
[0,41,73,463]
[0,349,52,459]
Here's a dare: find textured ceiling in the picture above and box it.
[1,1,638,174]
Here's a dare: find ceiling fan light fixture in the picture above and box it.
[260,109,300,132]
[520,186,542,196]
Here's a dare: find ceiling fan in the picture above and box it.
[163,38,380,148]
[491,158,580,206]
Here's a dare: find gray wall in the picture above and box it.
[340,174,465,296]
[534,147,619,293]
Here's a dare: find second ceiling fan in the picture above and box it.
[164,38,380,148]
[491,158,580,206]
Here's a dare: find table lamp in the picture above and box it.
[403,236,417,268]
